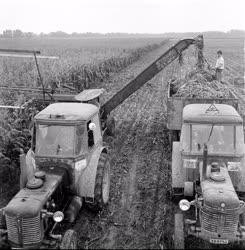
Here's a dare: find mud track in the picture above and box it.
[73,43,180,249]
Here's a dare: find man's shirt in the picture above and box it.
[215,56,224,70]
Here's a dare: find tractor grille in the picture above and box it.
[6,214,42,246]
[201,207,239,234]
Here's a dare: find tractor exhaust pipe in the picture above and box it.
[202,144,208,180]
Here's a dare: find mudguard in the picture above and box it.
[172,141,184,188]
[76,146,107,198]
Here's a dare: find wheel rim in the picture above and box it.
[102,161,110,204]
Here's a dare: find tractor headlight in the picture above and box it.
[179,199,191,211]
[53,211,64,223]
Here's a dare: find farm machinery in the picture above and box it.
[167,60,245,246]
[0,35,206,249]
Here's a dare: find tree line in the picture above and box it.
[0,29,244,39]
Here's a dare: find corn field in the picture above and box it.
[0,37,168,90]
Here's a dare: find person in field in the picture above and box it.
[214,50,224,82]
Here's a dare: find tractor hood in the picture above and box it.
[201,167,240,210]
[5,169,67,218]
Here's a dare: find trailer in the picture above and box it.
[166,81,240,143]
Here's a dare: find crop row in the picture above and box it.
[0,38,168,90]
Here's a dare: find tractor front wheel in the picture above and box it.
[60,229,78,249]
[174,213,185,249]
[87,153,110,212]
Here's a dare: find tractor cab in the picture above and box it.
[180,103,244,158]
[172,103,245,198]
[32,102,109,200]
[33,102,101,159]
[179,103,245,192]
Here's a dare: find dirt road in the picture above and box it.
[74,42,179,249]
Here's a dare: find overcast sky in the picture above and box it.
[0,0,244,34]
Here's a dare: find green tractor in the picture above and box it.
[171,103,245,248]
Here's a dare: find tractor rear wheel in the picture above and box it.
[60,229,77,249]
[87,153,110,212]
[174,213,185,249]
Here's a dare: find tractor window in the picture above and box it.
[75,124,87,155]
[191,124,235,154]
[87,121,94,147]
[36,124,75,156]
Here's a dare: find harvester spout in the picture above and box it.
[101,35,202,119]
[202,144,208,180]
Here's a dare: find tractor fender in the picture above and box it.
[172,141,184,189]
[76,146,108,198]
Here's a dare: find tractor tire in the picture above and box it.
[87,153,110,212]
[174,213,185,249]
[60,229,77,249]
[106,117,115,136]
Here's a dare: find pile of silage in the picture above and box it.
[170,69,230,98]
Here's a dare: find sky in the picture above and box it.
[0,0,244,34]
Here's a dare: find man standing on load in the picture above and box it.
[214,50,224,82]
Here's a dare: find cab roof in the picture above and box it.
[34,103,99,121]
[183,103,242,124]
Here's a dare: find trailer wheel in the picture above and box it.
[60,229,77,249]
[174,213,185,249]
[87,153,110,212]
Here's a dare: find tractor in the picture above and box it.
[0,97,111,249]
[171,103,245,248]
